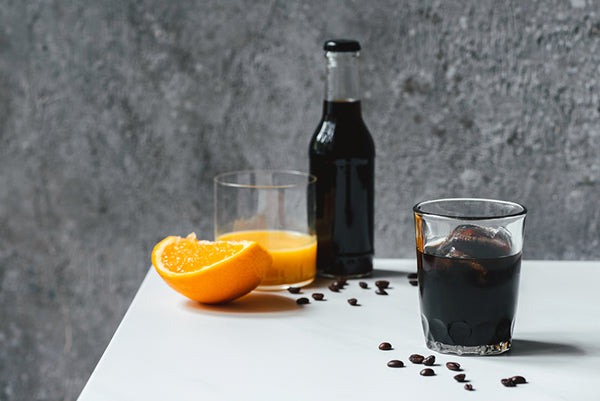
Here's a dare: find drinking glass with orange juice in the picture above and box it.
[214,170,317,290]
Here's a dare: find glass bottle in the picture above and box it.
[308,39,375,278]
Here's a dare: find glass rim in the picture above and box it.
[214,169,317,189]
[413,198,527,220]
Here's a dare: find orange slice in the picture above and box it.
[152,233,272,304]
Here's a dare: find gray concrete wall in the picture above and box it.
[1,0,599,399]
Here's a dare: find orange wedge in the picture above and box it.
[152,233,272,304]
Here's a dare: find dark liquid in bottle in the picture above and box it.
[417,249,521,347]
[309,100,375,277]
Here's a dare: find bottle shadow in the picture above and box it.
[183,292,299,315]
[307,270,417,289]
[371,269,418,279]
[508,339,586,356]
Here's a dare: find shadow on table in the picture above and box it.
[183,292,299,315]
[183,267,419,315]
[509,339,586,356]
[371,269,417,278]
[305,269,417,290]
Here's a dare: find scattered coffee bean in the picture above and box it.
[296,297,309,305]
[420,368,435,376]
[423,355,435,366]
[328,283,340,292]
[500,376,526,387]
[378,342,392,351]
[464,384,473,391]
[409,280,418,287]
[375,280,390,289]
[387,360,404,368]
[409,354,425,364]
[407,273,418,279]
[454,374,466,382]
[359,281,369,289]
[347,298,358,306]
[501,378,516,387]
[287,286,301,294]
[446,362,461,371]
[375,289,388,295]
[311,293,324,301]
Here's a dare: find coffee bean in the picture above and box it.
[454,374,466,382]
[328,283,340,292]
[501,378,516,387]
[347,298,358,306]
[311,293,324,301]
[446,362,461,371]
[296,297,309,305]
[420,368,435,376]
[409,354,424,364]
[409,280,418,287]
[464,384,473,391]
[511,375,527,384]
[423,355,435,366]
[359,281,369,289]
[408,273,418,279]
[375,280,389,289]
[287,286,301,294]
[375,289,388,295]
[378,342,392,351]
[387,360,404,368]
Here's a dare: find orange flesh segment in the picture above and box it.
[161,239,244,274]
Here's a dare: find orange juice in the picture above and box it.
[217,230,317,290]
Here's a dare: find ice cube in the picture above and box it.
[436,224,512,259]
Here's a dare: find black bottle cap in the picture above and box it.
[323,39,361,52]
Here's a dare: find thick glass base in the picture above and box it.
[256,277,315,291]
[426,338,512,356]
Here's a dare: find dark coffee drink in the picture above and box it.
[417,225,521,349]
[310,101,375,277]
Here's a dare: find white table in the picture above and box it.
[78,260,600,400]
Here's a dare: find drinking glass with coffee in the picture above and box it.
[413,198,527,356]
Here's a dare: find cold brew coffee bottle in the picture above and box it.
[309,39,375,278]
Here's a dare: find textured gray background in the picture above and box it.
[1,0,600,399]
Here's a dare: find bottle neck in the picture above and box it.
[325,51,361,102]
